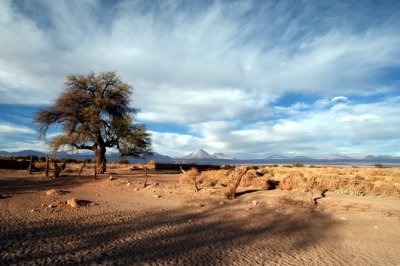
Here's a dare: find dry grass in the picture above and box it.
[197,166,400,198]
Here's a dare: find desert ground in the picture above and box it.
[1,164,400,265]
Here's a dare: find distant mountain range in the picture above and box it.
[1,149,400,166]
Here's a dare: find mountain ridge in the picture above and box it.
[1,150,400,166]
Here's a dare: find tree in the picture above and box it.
[34,71,152,174]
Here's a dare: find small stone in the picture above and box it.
[246,207,251,211]
[41,203,45,207]
[133,188,139,191]
[109,175,114,180]
[340,217,347,220]
[30,209,38,213]
[46,189,59,195]
[219,201,225,205]
[251,200,258,206]
[153,195,161,198]
[48,204,54,208]
[374,225,378,229]
[67,198,79,208]
[126,182,131,186]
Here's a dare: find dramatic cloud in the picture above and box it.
[1,0,399,157]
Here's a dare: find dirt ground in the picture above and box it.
[1,169,399,265]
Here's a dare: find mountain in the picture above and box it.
[0,150,47,156]
[181,149,235,160]
[2,149,400,166]
[213,152,235,160]
[363,155,399,161]
[182,149,215,160]
[267,154,288,159]
[0,150,173,163]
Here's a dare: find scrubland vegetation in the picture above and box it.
[182,165,400,198]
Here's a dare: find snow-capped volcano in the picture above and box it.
[182,149,234,160]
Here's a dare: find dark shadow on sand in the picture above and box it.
[1,201,339,265]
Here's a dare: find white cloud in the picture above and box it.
[0,124,34,135]
[340,114,381,123]
[331,96,348,103]
[152,97,400,158]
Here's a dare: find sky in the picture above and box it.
[0,0,400,159]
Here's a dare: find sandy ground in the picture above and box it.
[1,169,399,265]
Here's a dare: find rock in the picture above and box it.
[109,175,114,180]
[219,201,225,205]
[251,200,258,206]
[133,188,139,191]
[67,198,79,208]
[48,204,55,208]
[126,182,131,186]
[46,189,60,195]
[153,195,161,199]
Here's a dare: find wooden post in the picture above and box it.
[28,155,33,175]
[45,155,49,177]
[143,166,148,188]
[78,162,86,177]
[94,164,97,180]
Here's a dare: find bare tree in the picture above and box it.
[34,71,152,174]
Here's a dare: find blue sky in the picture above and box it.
[1,0,400,158]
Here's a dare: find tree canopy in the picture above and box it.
[34,71,152,173]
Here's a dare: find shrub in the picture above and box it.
[292,162,304,167]
[334,187,365,196]
[118,159,129,164]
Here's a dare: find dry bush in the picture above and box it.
[198,169,232,187]
[279,171,306,191]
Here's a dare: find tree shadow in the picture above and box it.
[1,202,339,265]
[0,174,100,195]
[235,189,262,197]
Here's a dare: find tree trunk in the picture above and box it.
[95,148,107,174]
[226,167,248,200]
[53,161,61,179]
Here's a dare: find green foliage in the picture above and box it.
[33,71,152,171]
[334,187,365,196]
[59,157,78,163]
[374,163,390,168]
[118,159,129,164]
[292,162,304,167]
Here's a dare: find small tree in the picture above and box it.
[34,71,152,174]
